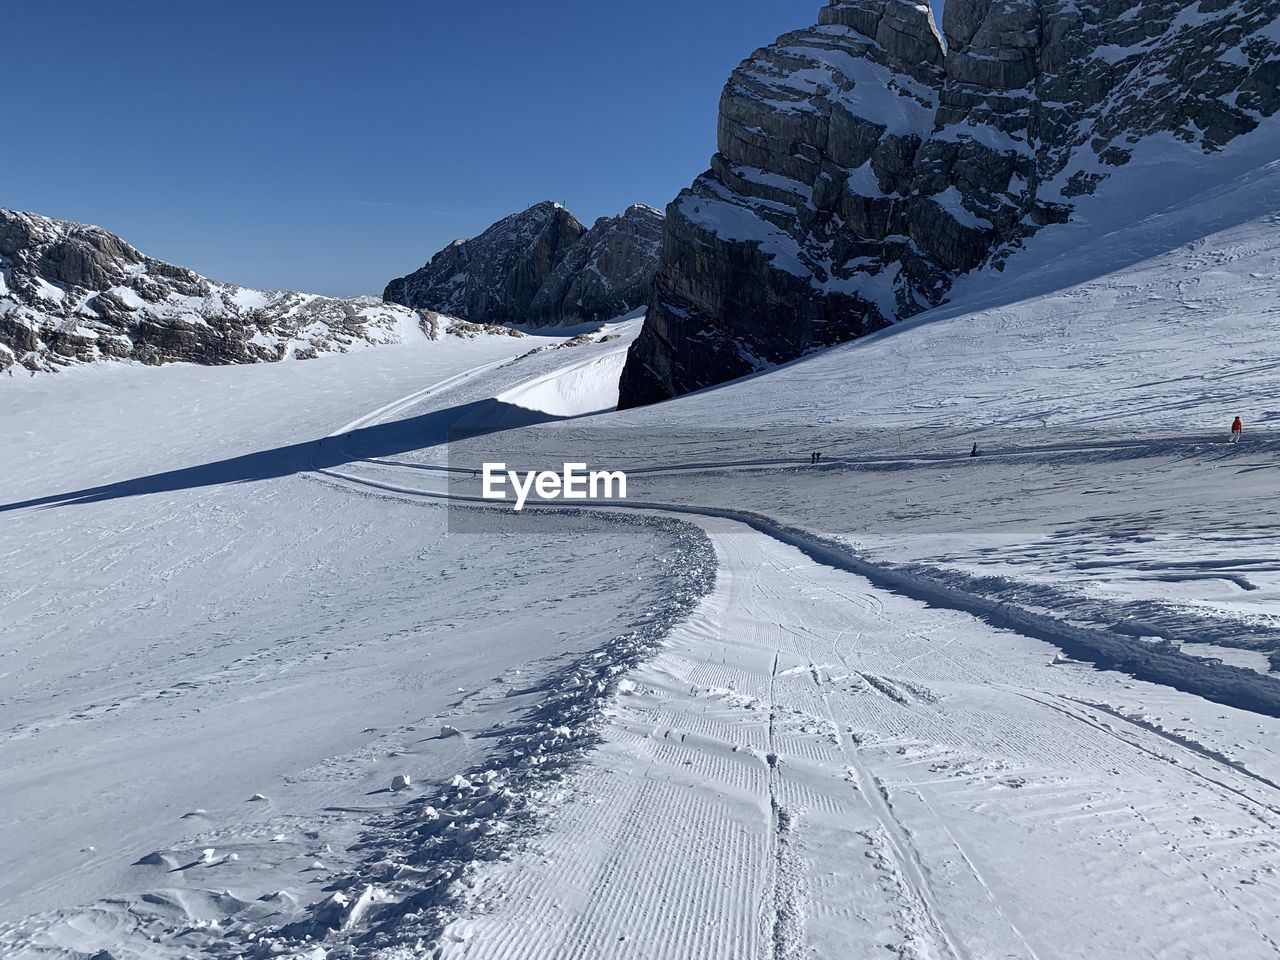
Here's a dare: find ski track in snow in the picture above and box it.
[436,522,1280,959]
[284,396,1280,955]
[299,426,1280,959]
[0,325,720,958]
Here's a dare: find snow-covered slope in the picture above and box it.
[292,151,1280,960]
[581,149,1280,672]
[620,0,1280,405]
[642,150,1280,432]
[4,98,1280,960]
[497,332,634,417]
[0,209,443,374]
[4,170,1280,956]
[0,326,711,943]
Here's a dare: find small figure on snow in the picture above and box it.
[970,442,980,458]
[815,450,823,463]
[1230,416,1244,443]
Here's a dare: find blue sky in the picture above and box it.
[3,1,940,297]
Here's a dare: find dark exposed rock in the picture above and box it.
[383,202,663,328]
[384,202,586,328]
[619,0,1280,407]
[0,209,430,374]
[529,205,664,325]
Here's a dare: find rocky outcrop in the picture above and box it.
[384,202,663,328]
[384,202,586,327]
[0,209,433,374]
[619,0,1280,407]
[529,205,664,325]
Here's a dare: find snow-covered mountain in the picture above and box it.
[6,146,1279,957]
[0,209,437,374]
[619,0,1280,406]
[384,202,663,328]
[4,137,1280,957]
[5,3,1280,958]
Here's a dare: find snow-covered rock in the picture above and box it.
[383,202,662,328]
[0,209,433,374]
[619,0,1280,406]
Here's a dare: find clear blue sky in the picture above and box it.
[3,0,849,297]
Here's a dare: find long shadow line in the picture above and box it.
[0,399,560,513]
[6,405,1273,515]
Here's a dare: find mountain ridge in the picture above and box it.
[618,0,1280,408]
[383,202,663,328]
[0,209,439,374]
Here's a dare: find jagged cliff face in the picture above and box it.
[385,201,587,328]
[530,205,664,325]
[619,0,1280,407]
[0,210,428,374]
[384,202,663,328]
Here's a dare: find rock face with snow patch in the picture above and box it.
[618,0,1280,407]
[0,209,428,374]
[384,202,663,328]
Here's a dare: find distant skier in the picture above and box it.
[816,450,823,463]
[1230,416,1243,443]
[970,442,980,458]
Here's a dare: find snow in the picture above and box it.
[32,276,65,302]
[934,120,1032,154]
[229,286,270,311]
[496,330,635,417]
[844,160,886,196]
[726,163,814,202]
[256,148,1280,955]
[826,258,901,317]
[360,298,436,344]
[4,120,1280,960]
[677,189,809,277]
[931,185,992,229]
[1093,41,1149,64]
[110,285,145,310]
[770,45,937,136]
[442,520,1280,959]
[0,330,692,933]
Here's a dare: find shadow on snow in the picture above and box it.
[0,398,559,513]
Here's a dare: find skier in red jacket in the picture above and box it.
[1230,417,1243,443]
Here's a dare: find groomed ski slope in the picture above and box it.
[2,157,1280,958]
[0,321,709,948]
[441,519,1280,960]
[314,154,1280,957]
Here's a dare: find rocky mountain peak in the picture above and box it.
[2,210,148,291]
[0,209,430,373]
[383,202,586,327]
[384,201,663,328]
[618,0,1280,408]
